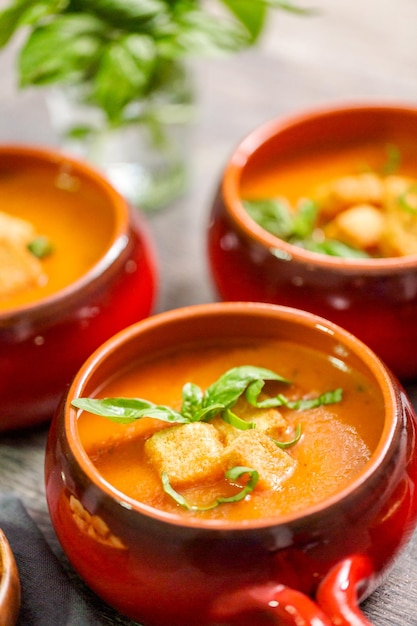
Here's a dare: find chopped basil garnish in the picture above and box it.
[273,423,302,449]
[27,235,53,258]
[398,184,417,214]
[244,197,369,258]
[381,143,401,175]
[161,466,259,511]
[72,365,342,427]
[73,366,343,509]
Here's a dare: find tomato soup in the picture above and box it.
[77,338,384,522]
[0,160,115,311]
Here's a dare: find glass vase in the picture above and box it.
[45,64,195,212]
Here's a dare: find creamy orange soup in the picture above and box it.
[0,162,115,311]
[241,138,417,202]
[78,339,384,522]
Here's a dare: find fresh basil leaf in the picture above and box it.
[221,408,255,430]
[244,198,295,239]
[92,34,156,121]
[193,403,226,422]
[381,143,401,176]
[398,184,417,214]
[292,198,317,238]
[219,0,266,42]
[301,238,370,258]
[156,8,250,58]
[273,423,302,449]
[67,0,168,29]
[286,387,343,410]
[181,382,203,420]
[204,365,289,410]
[161,466,258,510]
[263,0,318,15]
[246,379,287,408]
[18,14,106,86]
[0,0,67,47]
[161,471,190,508]
[71,397,188,424]
[27,235,53,258]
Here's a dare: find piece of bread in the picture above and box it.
[225,430,296,491]
[0,210,44,297]
[145,422,226,489]
[212,406,287,445]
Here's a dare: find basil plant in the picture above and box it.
[0,0,312,125]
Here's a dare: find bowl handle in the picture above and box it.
[210,554,373,625]
[316,554,374,626]
[210,582,333,625]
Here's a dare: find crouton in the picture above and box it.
[325,203,384,249]
[0,210,45,297]
[384,175,415,203]
[380,177,417,256]
[0,210,36,245]
[0,238,44,298]
[145,422,226,489]
[314,173,383,217]
[225,430,296,491]
[212,406,288,445]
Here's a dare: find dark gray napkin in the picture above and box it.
[0,495,109,626]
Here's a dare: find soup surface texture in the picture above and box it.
[242,137,417,258]
[77,339,384,522]
[0,162,114,311]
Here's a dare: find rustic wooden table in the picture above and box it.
[1,1,417,624]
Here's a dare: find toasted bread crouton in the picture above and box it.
[145,422,226,489]
[380,176,417,256]
[325,203,384,250]
[0,210,44,297]
[212,407,287,445]
[314,173,384,217]
[0,238,44,298]
[225,430,296,491]
[0,210,36,244]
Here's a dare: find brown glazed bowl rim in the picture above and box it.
[66,301,398,531]
[222,101,417,273]
[0,143,130,321]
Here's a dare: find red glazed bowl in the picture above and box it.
[45,302,417,626]
[0,144,158,432]
[207,103,417,381]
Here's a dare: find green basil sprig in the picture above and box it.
[72,365,342,510]
[161,466,259,511]
[0,0,313,124]
[71,365,289,424]
[72,365,342,429]
[27,235,53,258]
[244,197,370,259]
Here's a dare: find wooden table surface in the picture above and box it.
[1,1,417,624]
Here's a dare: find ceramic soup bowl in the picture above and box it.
[0,529,20,626]
[0,144,157,431]
[45,302,417,626]
[207,103,417,380]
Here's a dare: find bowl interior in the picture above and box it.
[224,103,417,269]
[0,145,127,314]
[67,303,396,528]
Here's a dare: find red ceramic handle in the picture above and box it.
[210,582,333,625]
[316,554,374,626]
[211,554,374,625]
